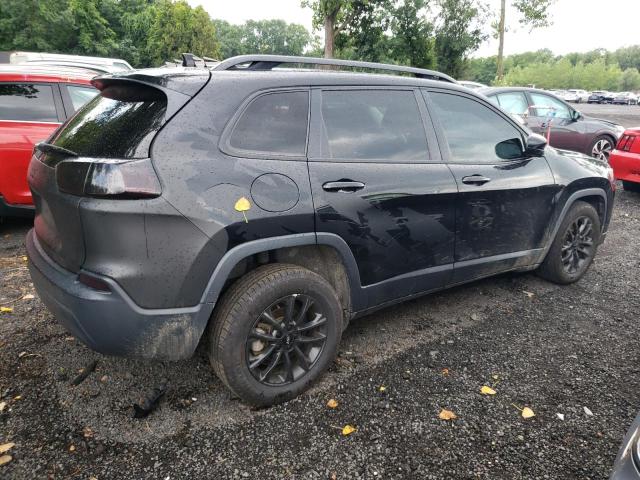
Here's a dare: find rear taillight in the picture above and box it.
[56,158,161,199]
[617,134,637,152]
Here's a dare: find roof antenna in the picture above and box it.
[182,53,196,67]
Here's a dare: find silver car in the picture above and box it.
[611,414,640,478]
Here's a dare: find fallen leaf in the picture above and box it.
[442,368,450,376]
[21,294,34,300]
[557,413,565,421]
[439,409,457,420]
[21,256,27,261]
[327,399,338,409]
[0,307,13,313]
[584,406,593,417]
[0,401,6,412]
[378,385,386,392]
[492,374,499,381]
[83,427,94,438]
[0,443,14,454]
[523,290,535,298]
[69,445,76,452]
[18,352,27,358]
[0,455,11,466]
[521,407,535,419]
[480,385,497,395]
[13,396,21,401]
[342,425,356,436]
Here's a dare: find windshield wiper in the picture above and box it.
[35,142,78,158]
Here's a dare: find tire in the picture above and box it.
[537,201,601,285]
[209,263,343,407]
[589,135,615,161]
[623,180,640,192]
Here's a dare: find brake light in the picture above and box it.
[56,158,161,199]
[617,134,637,152]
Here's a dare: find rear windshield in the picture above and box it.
[51,83,167,158]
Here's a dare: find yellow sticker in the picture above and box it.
[234,197,251,223]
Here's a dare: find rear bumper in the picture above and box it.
[26,229,213,360]
[610,150,640,184]
[0,195,34,218]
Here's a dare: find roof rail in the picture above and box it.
[212,55,457,83]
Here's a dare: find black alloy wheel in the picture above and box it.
[246,294,328,386]
[560,216,594,275]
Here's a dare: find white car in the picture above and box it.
[459,80,488,90]
[565,89,590,103]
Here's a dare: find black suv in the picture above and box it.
[26,55,615,406]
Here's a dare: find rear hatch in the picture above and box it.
[28,68,210,272]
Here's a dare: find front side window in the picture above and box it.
[0,83,58,122]
[67,85,99,111]
[229,91,309,156]
[495,92,529,116]
[319,89,428,161]
[529,92,571,119]
[428,91,523,164]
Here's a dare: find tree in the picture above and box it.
[389,0,435,69]
[303,0,362,58]
[495,0,556,81]
[144,0,219,66]
[434,0,486,78]
[242,20,312,56]
[67,0,117,56]
[0,0,71,52]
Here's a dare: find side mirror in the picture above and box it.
[495,137,525,160]
[571,110,582,121]
[524,133,547,157]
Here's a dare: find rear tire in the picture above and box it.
[623,180,640,192]
[209,264,343,407]
[537,201,601,285]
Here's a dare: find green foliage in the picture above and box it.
[434,0,486,77]
[512,0,555,29]
[467,46,640,91]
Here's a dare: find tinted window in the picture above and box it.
[495,92,529,116]
[529,92,571,119]
[0,83,57,122]
[229,91,309,156]
[320,90,428,161]
[51,83,167,159]
[429,92,522,163]
[67,85,99,111]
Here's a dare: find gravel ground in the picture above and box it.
[1,187,639,480]
[1,131,640,477]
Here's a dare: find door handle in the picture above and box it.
[322,181,365,193]
[461,175,491,186]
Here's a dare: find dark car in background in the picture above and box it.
[588,91,611,104]
[26,55,615,406]
[612,92,639,105]
[481,86,625,160]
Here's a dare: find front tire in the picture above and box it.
[590,135,615,161]
[209,264,343,407]
[537,201,601,285]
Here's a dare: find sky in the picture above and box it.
[189,0,640,58]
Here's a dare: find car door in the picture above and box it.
[424,89,559,284]
[0,82,63,205]
[307,87,457,307]
[525,91,585,152]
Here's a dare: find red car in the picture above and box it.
[609,128,640,192]
[0,65,98,217]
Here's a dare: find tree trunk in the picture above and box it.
[496,0,506,82]
[324,14,335,59]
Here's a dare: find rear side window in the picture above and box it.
[51,83,167,158]
[228,91,309,156]
[319,90,428,161]
[428,91,522,164]
[529,92,571,119]
[0,83,58,122]
[66,85,99,111]
[494,92,529,116]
